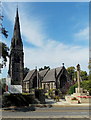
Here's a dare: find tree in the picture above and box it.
[80,70,88,81]
[0,14,8,38]
[0,14,9,72]
[39,66,50,71]
[67,66,76,81]
[0,42,9,72]
[67,83,77,94]
[68,80,91,95]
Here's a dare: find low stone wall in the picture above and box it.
[77,97,91,103]
[65,95,91,104]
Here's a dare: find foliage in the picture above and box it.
[0,42,9,64]
[2,93,38,107]
[88,58,91,70]
[0,14,8,38]
[0,13,9,72]
[67,66,76,81]
[0,78,6,94]
[68,83,78,94]
[80,71,88,81]
[54,96,60,102]
[68,80,91,95]
[81,80,91,95]
[0,42,9,72]
[35,89,45,104]
[67,66,88,82]
[39,66,50,71]
[48,89,54,96]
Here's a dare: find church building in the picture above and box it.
[8,8,70,94]
[23,65,70,93]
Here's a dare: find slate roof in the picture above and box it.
[56,67,63,76]
[23,69,36,82]
[42,67,63,83]
[39,68,49,78]
[23,66,65,83]
[42,68,55,82]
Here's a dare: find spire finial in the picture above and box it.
[16,2,19,17]
[17,2,18,9]
[62,63,64,66]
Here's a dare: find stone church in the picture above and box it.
[23,66,70,93]
[8,8,70,93]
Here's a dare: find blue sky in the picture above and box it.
[1,2,89,78]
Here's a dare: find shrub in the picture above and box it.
[35,89,45,104]
[54,96,60,102]
[68,83,77,94]
[2,93,38,107]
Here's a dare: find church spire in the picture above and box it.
[11,7,23,49]
[9,7,24,85]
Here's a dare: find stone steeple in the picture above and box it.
[11,7,23,49]
[8,8,24,85]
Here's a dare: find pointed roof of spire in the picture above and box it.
[11,7,23,49]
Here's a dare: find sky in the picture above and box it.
[0,2,89,78]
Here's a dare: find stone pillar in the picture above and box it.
[77,64,81,93]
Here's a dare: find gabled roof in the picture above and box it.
[23,69,36,82]
[42,68,56,82]
[39,68,49,78]
[56,67,63,76]
[42,67,64,83]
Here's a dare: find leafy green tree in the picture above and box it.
[0,14,9,72]
[80,70,88,81]
[67,66,76,81]
[67,83,77,94]
[68,80,91,95]
[0,14,8,38]
[81,80,91,95]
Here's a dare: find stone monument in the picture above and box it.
[72,64,84,97]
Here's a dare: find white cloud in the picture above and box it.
[74,26,89,41]
[24,42,89,72]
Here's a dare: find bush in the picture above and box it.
[35,89,45,104]
[54,96,60,102]
[2,93,38,107]
[68,83,77,94]
[68,80,91,95]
